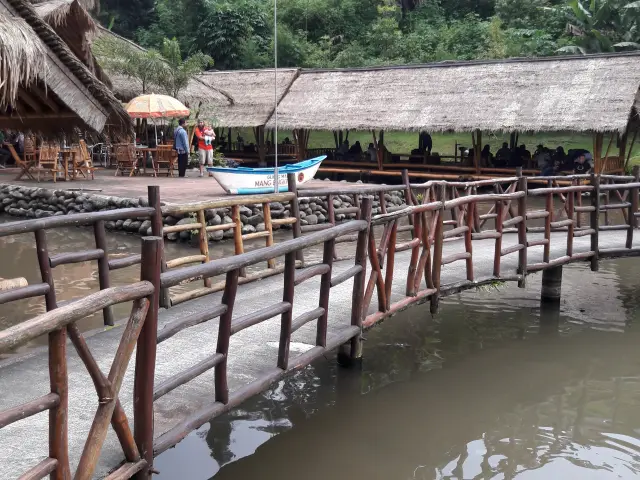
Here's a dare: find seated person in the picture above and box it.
[367,143,377,163]
[551,147,566,170]
[573,153,593,174]
[508,146,524,167]
[336,140,350,159]
[494,142,510,168]
[0,130,23,166]
[348,140,363,159]
[534,147,552,172]
[283,137,292,145]
[481,144,493,167]
[519,144,531,166]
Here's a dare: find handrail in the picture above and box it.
[0,281,154,352]
[161,220,368,288]
[0,208,156,237]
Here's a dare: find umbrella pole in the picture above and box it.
[273,0,279,194]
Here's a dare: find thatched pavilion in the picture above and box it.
[0,0,130,136]
[269,53,640,176]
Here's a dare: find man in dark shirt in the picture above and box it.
[573,154,592,174]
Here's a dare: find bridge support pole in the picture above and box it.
[338,197,372,368]
[541,266,562,304]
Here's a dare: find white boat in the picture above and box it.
[207,156,325,195]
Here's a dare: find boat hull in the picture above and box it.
[207,156,325,195]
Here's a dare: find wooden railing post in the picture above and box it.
[317,238,334,348]
[627,166,640,250]
[133,236,162,480]
[278,251,297,370]
[196,208,212,288]
[231,205,247,277]
[148,186,170,309]
[342,196,372,365]
[93,220,114,326]
[430,186,445,314]
[516,168,528,288]
[287,173,304,266]
[402,169,415,231]
[590,173,600,271]
[35,228,71,479]
[215,269,240,405]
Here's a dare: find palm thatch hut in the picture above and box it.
[269,53,640,175]
[31,0,109,86]
[0,0,131,136]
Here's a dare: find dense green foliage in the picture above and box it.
[100,0,640,69]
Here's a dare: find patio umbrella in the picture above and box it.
[125,93,190,145]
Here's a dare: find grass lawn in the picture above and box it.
[234,128,640,171]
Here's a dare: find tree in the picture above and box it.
[93,34,167,94]
[97,0,156,38]
[94,34,212,99]
[559,0,640,54]
[158,38,213,98]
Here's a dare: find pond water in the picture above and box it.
[153,258,640,480]
[2,215,639,479]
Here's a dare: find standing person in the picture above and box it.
[419,131,432,155]
[174,119,190,178]
[194,120,215,177]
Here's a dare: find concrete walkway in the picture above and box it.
[0,230,638,479]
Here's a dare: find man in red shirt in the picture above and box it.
[194,120,215,177]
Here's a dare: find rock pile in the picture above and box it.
[0,184,408,243]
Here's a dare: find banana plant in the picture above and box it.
[557,0,640,54]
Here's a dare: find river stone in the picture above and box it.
[53,211,64,216]
[210,214,222,226]
[139,220,152,235]
[300,219,308,226]
[247,214,264,226]
[138,197,149,207]
[223,228,235,239]
[11,191,25,200]
[122,219,133,230]
[83,202,94,212]
[255,223,266,232]
[164,216,178,226]
[179,230,191,241]
[239,206,252,216]
[306,214,318,225]
[336,214,346,221]
[115,219,124,229]
[223,215,233,225]
[17,200,28,209]
[105,221,116,230]
[34,209,53,219]
[2,198,12,205]
[316,213,326,223]
[270,202,284,212]
[92,197,110,210]
[242,225,256,235]
[333,198,342,208]
[167,232,179,241]
[209,230,224,241]
[205,209,216,221]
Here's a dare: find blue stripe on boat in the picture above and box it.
[207,155,325,175]
[236,187,291,195]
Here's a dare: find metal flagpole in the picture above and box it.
[274,0,279,194]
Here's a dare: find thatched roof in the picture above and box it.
[195,68,300,127]
[0,0,131,136]
[268,53,640,133]
[32,0,109,86]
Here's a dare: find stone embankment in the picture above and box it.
[0,183,407,242]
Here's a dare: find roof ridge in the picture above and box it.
[301,51,640,74]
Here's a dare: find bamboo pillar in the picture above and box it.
[473,130,482,174]
[593,132,604,174]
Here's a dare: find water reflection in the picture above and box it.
[155,258,640,480]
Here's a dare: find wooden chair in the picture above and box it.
[114,144,138,176]
[155,145,177,177]
[11,144,36,181]
[37,143,61,183]
[77,139,97,179]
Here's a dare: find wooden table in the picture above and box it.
[135,147,159,176]
[60,148,79,181]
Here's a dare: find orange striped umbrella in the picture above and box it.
[125,93,190,119]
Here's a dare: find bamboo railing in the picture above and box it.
[2,170,640,478]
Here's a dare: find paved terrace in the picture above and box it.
[0,169,346,204]
[0,229,638,479]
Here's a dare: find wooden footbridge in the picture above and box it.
[1,170,640,479]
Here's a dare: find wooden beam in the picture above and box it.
[18,89,43,114]
[27,84,60,113]
[601,133,615,174]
